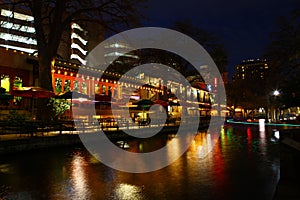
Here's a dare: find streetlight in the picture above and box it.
[273,90,280,96]
[272,89,281,122]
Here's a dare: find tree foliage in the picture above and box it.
[264,7,300,108]
[171,19,228,74]
[227,79,267,111]
[107,19,228,83]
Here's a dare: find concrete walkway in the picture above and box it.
[273,129,300,200]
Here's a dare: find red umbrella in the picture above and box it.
[154,99,169,107]
[11,87,54,98]
[11,87,54,118]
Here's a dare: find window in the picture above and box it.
[64,80,71,92]
[1,75,10,92]
[82,82,87,94]
[108,86,112,97]
[0,22,35,33]
[102,85,106,95]
[13,76,22,89]
[74,81,79,92]
[95,84,100,94]
[1,9,34,21]
[55,78,62,93]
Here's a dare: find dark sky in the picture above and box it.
[142,0,298,79]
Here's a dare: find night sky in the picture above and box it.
[142,0,298,79]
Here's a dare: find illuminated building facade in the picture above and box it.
[0,8,212,121]
[0,47,212,121]
[232,59,269,81]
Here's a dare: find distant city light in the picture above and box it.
[206,84,212,92]
[274,130,280,139]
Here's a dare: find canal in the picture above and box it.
[0,124,280,200]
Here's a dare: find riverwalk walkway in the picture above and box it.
[0,121,180,141]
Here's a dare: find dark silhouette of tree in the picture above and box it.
[264,6,300,108]
[171,19,228,74]
[226,78,267,117]
[99,19,228,82]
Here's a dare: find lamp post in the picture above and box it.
[272,89,280,122]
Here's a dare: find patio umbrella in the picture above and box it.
[55,91,89,100]
[11,87,55,117]
[12,87,54,98]
[136,99,154,124]
[0,91,13,100]
[137,99,154,109]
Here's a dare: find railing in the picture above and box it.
[0,120,75,137]
[0,116,212,139]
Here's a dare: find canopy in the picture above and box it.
[154,99,169,107]
[11,87,54,98]
[55,91,89,100]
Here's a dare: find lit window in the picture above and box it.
[71,32,87,45]
[0,33,37,45]
[13,76,22,89]
[102,85,106,94]
[74,81,79,92]
[1,75,10,92]
[105,52,139,59]
[70,54,87,65]
[0,21,35,33]
[55,78,62,93]
[71,23,84,32]
[64,80,71,92]
[95,84,100,94]
[71,43,87,55]
[82,82,87,94]
[1,9,34,21]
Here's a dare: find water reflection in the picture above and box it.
[190,132,213,159]
[114,183,143,200]
[0,125,280,200]
[70,153,90,200]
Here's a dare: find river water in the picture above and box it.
[0,124,280,200]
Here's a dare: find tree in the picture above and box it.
[124,19,229,85]
[0,0,144,120]
[226,78,268,117]
[264,7,300,108]
[171,19,228,74]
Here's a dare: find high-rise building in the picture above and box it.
[0,8,91,65]
[232,59,269,82]
[0,9,37,53]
